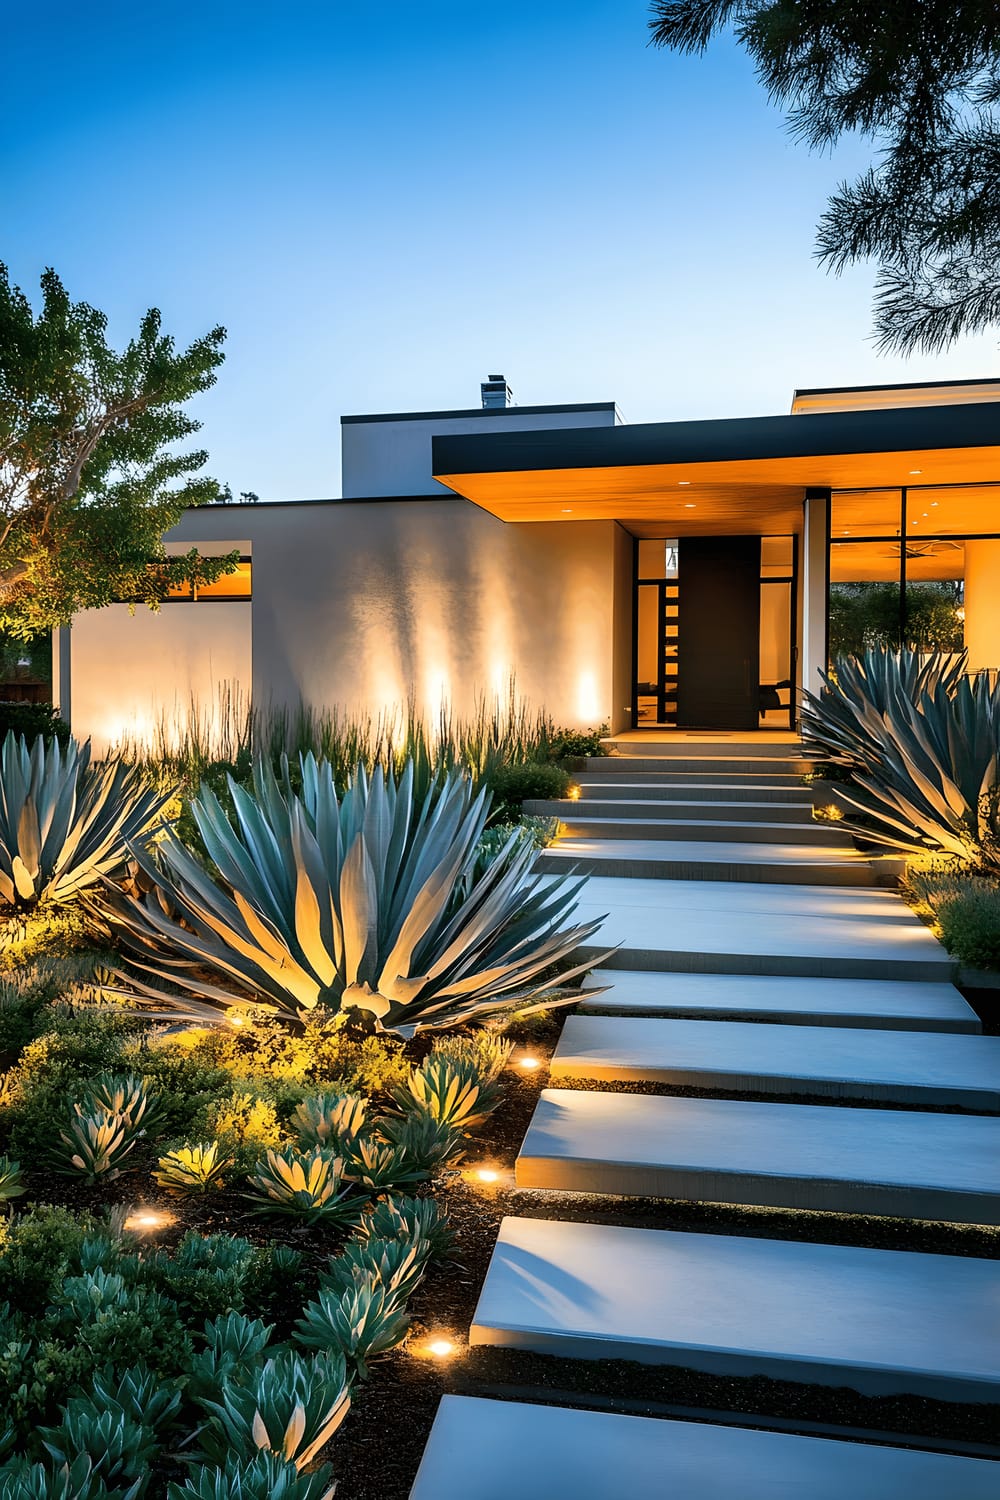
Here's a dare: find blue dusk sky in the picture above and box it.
[4,1,998,500]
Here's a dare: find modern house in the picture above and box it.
[57,375,1000,753]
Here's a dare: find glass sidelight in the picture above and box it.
[635,540,679,725]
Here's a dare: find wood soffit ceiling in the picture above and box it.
[435,446,1000,534]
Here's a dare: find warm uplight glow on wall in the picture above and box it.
[575,670,602,723]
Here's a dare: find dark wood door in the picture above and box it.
[676,537,761,729]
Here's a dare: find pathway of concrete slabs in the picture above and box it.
[578,968,981,1031]
[469,1217,1000,1401]
[550,1013,1000,1109]
[409,1397,1000,1500]
[567,876,954,980]
[516,1089,1000,1222]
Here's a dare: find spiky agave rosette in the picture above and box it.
[102,754,609,1036]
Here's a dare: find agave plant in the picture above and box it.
[294,1276,410,1378]
[801,648,970,767]
[84,1072,161,1134]
[186,1313,274,1405]
[395,1054,502,1131]
[803,653,1000,859]
[90,1364,182,1440]
[104,755,606,1036]
[375,1109,465,1170]
[340,1134,430,1193]
[245,1146,364,1224]
[39,1396,157,1497]
[353,1193,456,1262]
[0,732,175,910]
[321,1235,430,1307]
[291,1091,369,1149]
[154,1141,233,1195]
[0,1156,26,1204]
[0,1455,140,1500]
[193,1347,350,1470]
[166,1453,337,1500]
[59,1106,138,1182]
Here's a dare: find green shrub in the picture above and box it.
[152,1233,260,1322]
[547,723,608,760]
[0,703,69,748]
[486,761,571,820]
[0,1206,98,1307]
[909,871,1000,969]
[0,1157,26,1203]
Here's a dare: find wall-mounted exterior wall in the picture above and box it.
[65,601,251,758]
[63,497,628,749]
[341,404,619,499]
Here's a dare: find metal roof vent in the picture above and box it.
[481,374,512,409]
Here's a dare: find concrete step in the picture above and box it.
[411,1397,1000,1500]
[559,796,818,823]
[602,737,804,759]
[585,756,811,776]
[567,876,954,983]
[572,779,810,804]
[536,839,875,887]
[470,1218,1000,1401]
[550,1014,1000,1110]
[578,969,981,1032]
[531,813,852,847]
[517,1089,1000,1223]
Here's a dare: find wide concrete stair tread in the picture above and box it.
[410,1397,999,1500]
[534,796,818,823]
[537,838,875,886]
[569,875,953,981]
[517,1089,1000,1222]
[573,778,810,802]
[538,814,852,846]
[551,1014,1000,1109]
[579,969,981,1031]
[581,760,808,779]
[470,1218,1000,1400]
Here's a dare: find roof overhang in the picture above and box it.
[432,402,1000,533]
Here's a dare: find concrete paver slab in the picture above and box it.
[578,969,981,1031]
[410,1397,1000,1500]
[537,838,874,886]
[550,1014,1000,1109]
[470,1217,1000,1400]
[517,1089,1000,1222]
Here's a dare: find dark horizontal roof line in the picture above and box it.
[341,401,619,424]
[189,493,460,510]
[794,376,1000,397]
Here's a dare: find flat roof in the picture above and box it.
[432,402,1000,531]
[340,401,618,425]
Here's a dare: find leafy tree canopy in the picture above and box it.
[0,265,238,639]
[649,2,1000,353]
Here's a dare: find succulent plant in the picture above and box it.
[0,732,175,910]
[340,1134,430,1192]
[59,1106,138,1182]
[193,1346,350,1469]
[166,1452,337,1500]
[375,1109,464,1169]
[84,1072,161,1135]
[802,651,1000,860]
[154,1141,232,1195]
[104,755,606,1035]
[395,1053,502,1131]
[245,1146,364,1225]
[186,1313,274,1405]
[0,1155,26,1203]
[90,1363,182,1439]
[291,1091,369,1149]
[39,1396,157,1496]
[294,1275,410,1377]
[321,1235,430,1307]
[353,1193,456,1262]
[0,1454,141,1500]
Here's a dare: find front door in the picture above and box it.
[676,536,761,729]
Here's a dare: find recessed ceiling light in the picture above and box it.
[678,481,691,486]
[842,529,850,535]
[561,508,572,513]
[683,502,696,508]
[909,469,922,475]
[931,501,939,507]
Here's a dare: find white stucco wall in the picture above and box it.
[65,601,251,758]
[341,405,619,498]
[65,497,628,749]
